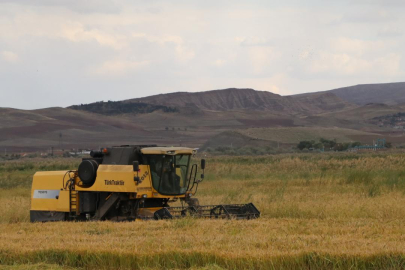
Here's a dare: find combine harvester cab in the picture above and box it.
[30,145,260,222]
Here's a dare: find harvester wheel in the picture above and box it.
[186,198,200,207]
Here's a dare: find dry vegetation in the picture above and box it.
[1,153,405,269]
[237,127,379,144]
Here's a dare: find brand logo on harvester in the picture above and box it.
[104,180,124,185]
[140,171,149,182]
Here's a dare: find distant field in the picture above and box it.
[2,153,405,269]
[237,127,381,144]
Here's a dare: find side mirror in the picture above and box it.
[201,159,206,170]
[133,161,139,172]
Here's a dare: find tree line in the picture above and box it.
[70,100,178,115]
[297,138,362,151]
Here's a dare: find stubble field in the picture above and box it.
[1,152,405,269]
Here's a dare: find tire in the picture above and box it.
[186,198,200,207]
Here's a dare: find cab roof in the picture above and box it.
[141,147,197,155]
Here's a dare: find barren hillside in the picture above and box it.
[126,88,354,115]
[1,82,405,152]
[297,82,405,105]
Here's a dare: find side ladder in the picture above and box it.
[69,187,78,218]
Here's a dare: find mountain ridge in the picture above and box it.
[296,82,405,106]
[1,82,405,152]
[75,87,355,115]
[71,82,404,116]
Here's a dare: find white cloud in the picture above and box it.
[374,53,401,76]
[299,50,310,60]
[0,0,122,14]
[213,59,226,67]
[247,47,282,74]
[330,37,388,56]
[378,26,402,37]
[60,22,127,50]
[1,51,19,63]
[342,9,394,24]
[132,33,195,63]
[236,36,272,47]
[309,52,368,75]
[89,59,149,76]
[0,0,404,109]
[308,51,401,77]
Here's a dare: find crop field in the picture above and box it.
[1,153,405,269]
[237,127,379,144]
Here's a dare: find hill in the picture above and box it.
[298,82,405,106]
[1,82,405,153]
[92,88,354,116]
[0,107,160,152]
[128,88,289,112]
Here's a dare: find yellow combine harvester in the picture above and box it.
[30,145,260,221]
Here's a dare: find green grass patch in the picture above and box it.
[0,159,80,189]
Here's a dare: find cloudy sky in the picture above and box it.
[0,0,404,109]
